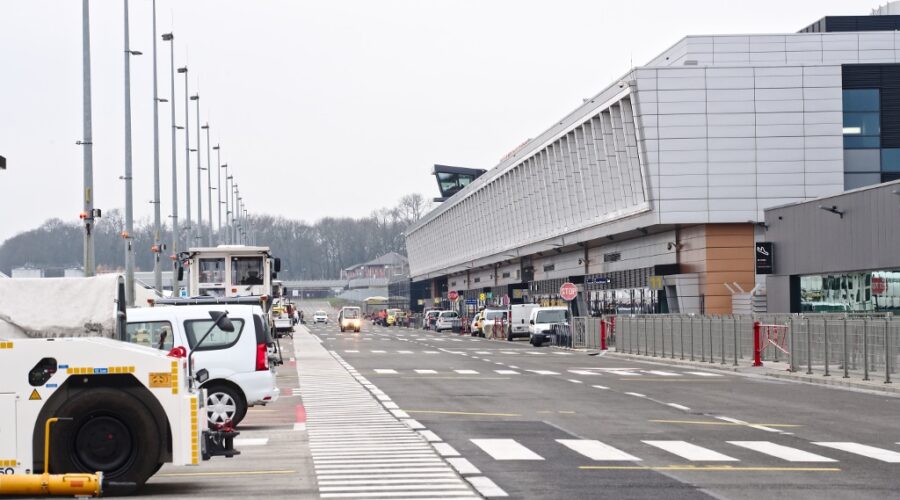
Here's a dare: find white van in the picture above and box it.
[127,304,280,427]
[528,306,570,346]
[509,304,538,341]
[338,306,362,332]
[434,310,460,332]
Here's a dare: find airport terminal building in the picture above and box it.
[406,11,900,315]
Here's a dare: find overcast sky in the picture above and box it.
[0,0,875,242]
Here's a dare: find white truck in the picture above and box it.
[0,275,238,495]
[528,306,570,347]
[509,304,539,341]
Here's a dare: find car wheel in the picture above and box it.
[205,384,246,428]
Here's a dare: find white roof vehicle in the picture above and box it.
[128,304,280,427]
[313,310,328,323]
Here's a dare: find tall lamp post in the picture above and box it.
[80,0,96,277]
[190,94,202,246]
[220,163,229,244]
[150,0,163,295]
[213,146,222,239]
[177,66,191,255]
[201,123,213,246]
[123,0,141,306]
[162,32,178,292]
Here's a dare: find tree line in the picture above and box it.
[0,193,430,279]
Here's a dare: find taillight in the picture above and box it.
[256,343,268,371]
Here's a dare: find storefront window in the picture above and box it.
[800,270,900,313]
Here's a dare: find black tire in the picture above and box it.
[355,328,361,333]
[204,384,247,428]
[50,388,160,493]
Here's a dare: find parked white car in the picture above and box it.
[434,310,460,332]
[127,304,280,427]
[528,306,570,346]
[313,310,328,324]
[422,309,440,329]
[481,308,510,338]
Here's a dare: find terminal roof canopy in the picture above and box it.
[432,164,486,202]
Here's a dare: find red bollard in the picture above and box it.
[600,319,608,350]
[753,321,762,367]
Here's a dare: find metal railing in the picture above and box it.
[571,317,615,350]
[613,314,899,383]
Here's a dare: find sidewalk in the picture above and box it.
[605,348,900,397]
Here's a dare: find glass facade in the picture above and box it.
[842,89,887,189]
[800,270,900,313]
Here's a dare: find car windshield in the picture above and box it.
[485,310,506,320]
[536,310,568,324]
[315,311,326,316]
[441,312,458,318]
[343,309,360,319]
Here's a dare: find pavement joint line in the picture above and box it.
[158,470,296,477]
[406,409,522,417]
[649,419,801,427]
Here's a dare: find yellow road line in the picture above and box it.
[406,409,521,417]
[649,419,800,428]
[580,465,839,472]
[158,470,296,477]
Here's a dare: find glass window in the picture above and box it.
[232,257,264,286]
[800,270,900,313]
[881,149,900,172]
[844,173,882,190]
[535,309,568,324]
[843,89,880,112]
[127,321,175,351]
[844,149,881,173]
[843,112,880,137]
[844,136,881,149]
[183,318,245,350]
[198,258,226,283]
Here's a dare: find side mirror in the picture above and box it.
[177,265,184,282]
[195,368,210,384]
[274,258,282,273]
[208,310,234,332]
[529,319,535,325]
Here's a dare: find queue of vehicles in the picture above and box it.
[421,303,571,346]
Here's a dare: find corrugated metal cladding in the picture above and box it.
[843,64,900,148]
[763,180,900,277]
[406,93,650,277]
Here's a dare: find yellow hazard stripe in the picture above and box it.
[0,459,16,467]
[66,366,135,375]
[190,396,199,464]
[0,341,13,349]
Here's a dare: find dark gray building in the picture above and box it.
[765,179,900,313]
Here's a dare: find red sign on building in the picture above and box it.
[448,290,459,301]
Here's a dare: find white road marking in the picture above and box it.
[398,350,414,354]
[715,416,783,434]
[371,350,386,354]
[476,351,491,354]
[415,369,438,374]
[643,440,739,461]
[592,385,610,390]
[495,370,519,375]
[425,350,441,354]
[293,423,307,431]
[374,369,398,374]
[466,476,509,497]
[419,430,442,442]
[455,369,479,374]
[344,350,359,353]
[686,371,723,377]
[234,438,269,446]
[551,352,572,355]
[666,403,691,411]
[728,441,836,462]
[567,379,583,384]
[402,419,425,430]
[433,442,461,457]
[509,365,520,369]
[471,439,544,460]
[568,370,601,376]
[646,370,681,376]
[557,439,642,461]
[525,351,546,355]
[390,409,410,419]
[447,457,481,475]
[527,370,559,375]
[814,442,900,462]
[625,392,646,398]
[609,370,640,376]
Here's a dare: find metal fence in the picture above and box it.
[571,317,614,350]
[612,314,899,383]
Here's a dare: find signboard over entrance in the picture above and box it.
[560,282,578,301]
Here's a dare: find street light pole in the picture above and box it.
[190,94,201,246]
[178,66,190,255]
[214,148,222,237]
[81,0,95,277]
[150,0,163,295]
[123,0,137,305]
[201,124,213,246]
[162,32,177,293]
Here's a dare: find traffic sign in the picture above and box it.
[873,277,886,295]
[560,282,578,301]
[479,292,486,301]
[448,290,459,301]
[465,299,478,305]
[649,275,664,290]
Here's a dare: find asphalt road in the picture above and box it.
[303,303,900,500]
